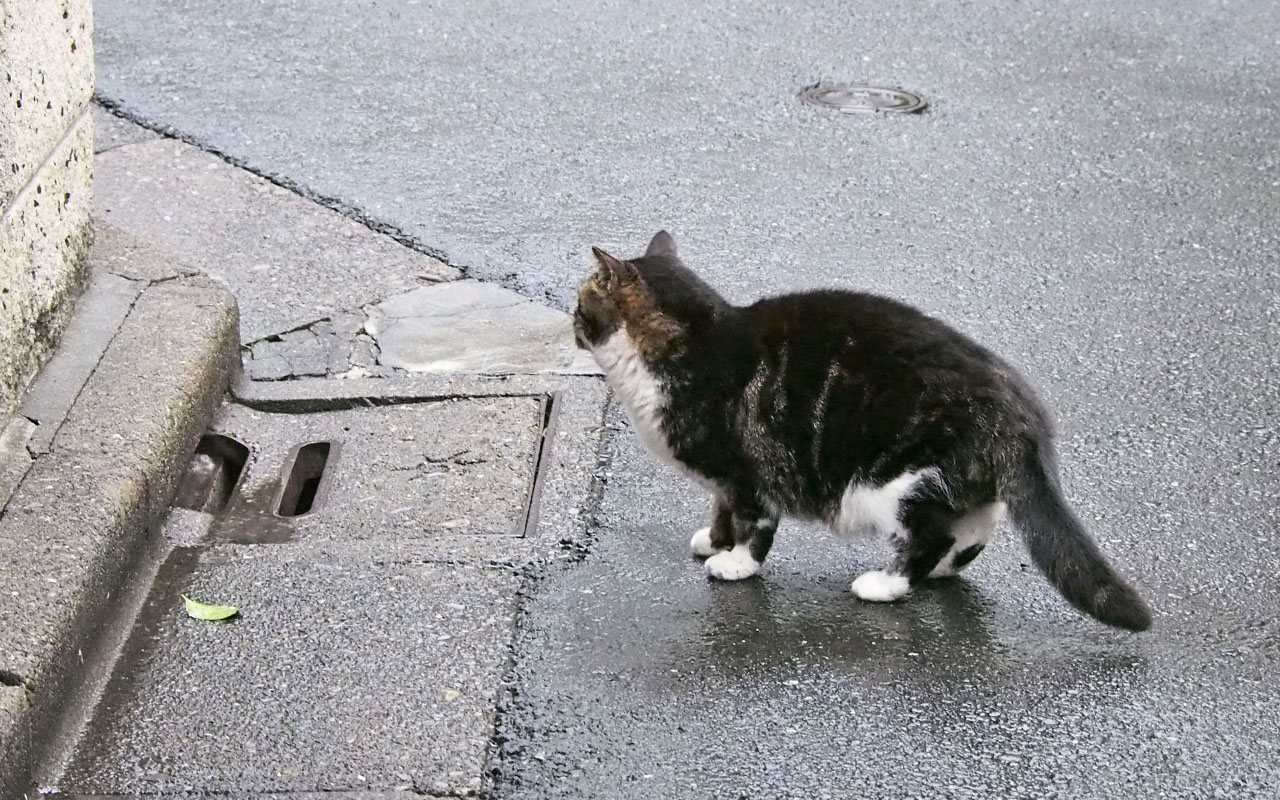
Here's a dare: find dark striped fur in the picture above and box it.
[575,231,1152,631]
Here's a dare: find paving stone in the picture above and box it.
[250,334,329,379]
[349,338,379,369]
[245,353,292,382]
[90,104,160,153]
[325,334,355,375]
[329,311,369,336]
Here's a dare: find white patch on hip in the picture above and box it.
[705,544,760,580]
[929,501,1005,578]
[689,526,719,557]
[834,468,941,541]
[850,570,911,602]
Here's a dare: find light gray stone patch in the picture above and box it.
[365,281,601,375]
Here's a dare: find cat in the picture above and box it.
[573,230,1152,632]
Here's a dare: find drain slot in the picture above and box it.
[173,434,250,514]
[517,393,558,538]
[276,442,334,517]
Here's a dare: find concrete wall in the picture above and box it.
[0,0,94,413]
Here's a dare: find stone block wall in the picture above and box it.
[0,0,94,412]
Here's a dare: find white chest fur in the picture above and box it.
[590,329,680,467]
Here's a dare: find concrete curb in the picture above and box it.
[0,248,239,797]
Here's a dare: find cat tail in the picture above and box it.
[1006,438,1153,632]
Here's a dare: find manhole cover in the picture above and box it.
[799,83,927,115]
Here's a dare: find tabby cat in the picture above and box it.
[573,230,1152,631]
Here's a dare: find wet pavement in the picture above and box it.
[79,0,1280,796]
[494,419,1279,799]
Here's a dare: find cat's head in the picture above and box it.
[573,231,728,359]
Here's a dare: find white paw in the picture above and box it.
[689,526,720,557]
[704,545,761,581]
[850,570,911,602]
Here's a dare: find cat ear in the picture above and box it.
[591,246,639,290]
[645,230,678,259]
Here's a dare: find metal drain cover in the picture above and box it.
[800,83,927,115]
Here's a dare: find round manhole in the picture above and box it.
[799,83,927,115]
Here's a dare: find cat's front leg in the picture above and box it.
[704,503,779,581]
[690,498,734,557]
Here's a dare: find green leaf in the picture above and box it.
[181,594,240,621]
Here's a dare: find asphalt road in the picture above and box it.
[95,0,1279,797]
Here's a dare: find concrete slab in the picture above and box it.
[90,103,160,153]
[87,219,199,284]
[59,546,521,797]
[366,281,600,375]
[18,268,144,455]
[0,685,31,778]
[0,274,238,797]
[94,137,460,343]
[202,395,543,543]
[0,414,36,512]
[233,375,610,557]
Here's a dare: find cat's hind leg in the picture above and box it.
[705,504,778,581]
[928,502,1003,578]
[690,498,734,557]
[851,498,959,603]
